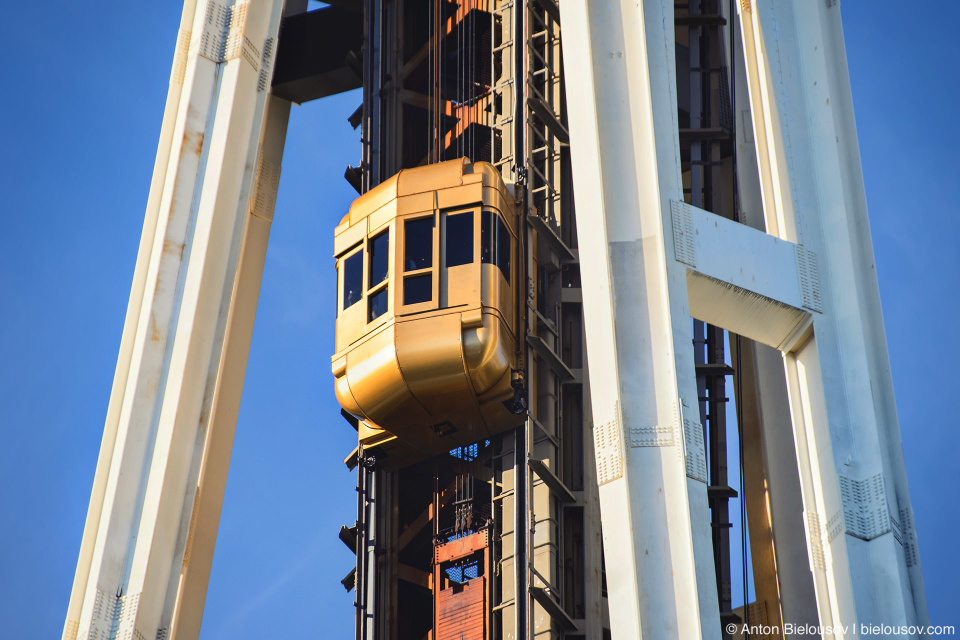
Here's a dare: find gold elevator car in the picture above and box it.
[332,158,522,469]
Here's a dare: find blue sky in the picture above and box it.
[0,1,956,638]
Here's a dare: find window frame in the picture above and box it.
[481,207,513,285]
[366,224,391,325]
[442,207,475,269]
[400,212,439,314]
[368,228,390,289]
[496,213,511,285]
[339,243,365,315]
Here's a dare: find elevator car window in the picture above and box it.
[445,211,474,268]
[481,210,493,264]
[369,229,389,287]
[405,217,434,271]
[343,250,363,310]
[496,216,511,284]
[404,274,432,305]
[369,288,389,321]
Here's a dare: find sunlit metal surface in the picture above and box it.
[332,158,522,468]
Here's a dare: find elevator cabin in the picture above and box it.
[332,158,524,469]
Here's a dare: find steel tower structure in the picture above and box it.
[64,1,927,639]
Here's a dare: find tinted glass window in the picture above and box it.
[481,210,493,264]
[343,250,363,309]
[445,211,473,268]
[369,287,389,321]
[496,216,511,284]
[404,274,432,305]
[405,217,433,271]
[369,230,389,287]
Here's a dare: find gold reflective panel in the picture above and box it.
[332,158,522,469]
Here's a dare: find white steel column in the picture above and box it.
[559,0,721,638]
[723,4,820,627]
[63,1,291,639]
[736,0,928,634]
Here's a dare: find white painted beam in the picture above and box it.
[674,201,816,350]
[63,2,289,639]
[559,0,721,637]
[62,3,203,636]
[738,0,928,633]
[722,2,821,627]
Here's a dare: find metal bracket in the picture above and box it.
[677,398,707,483]
[257,37,276,92]
[529,415,559,448]
[526,334,575,380]
[529,586,578,631]
[795,245,823,312]
[627,425,674,448]
[341,567,356,592]
[171,29,192,86]
[339,524,358,553]
[899,506,919,567]
[682,417,708,483]
[527,213,575,262]
[527,95,569,144]
[805,510,827,571]
[695,363,735,377]
[670,200,697,267]
[195,0,250,63]
[594,402,624,486]
[528,457,576,504]
[828,473,894,541]
[251,150,282,221]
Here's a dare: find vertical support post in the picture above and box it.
[62,1,291,639]
[559,0,720,637]
[519,187,533,640]
[364,0,382,187]
[168,92,295,639]
[737,0,928,631]
[363,466,379,640]
[580,362,607,638]
[731,337,819,630]
[724,4,819,624]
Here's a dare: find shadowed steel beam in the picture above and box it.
[270,6,363,103]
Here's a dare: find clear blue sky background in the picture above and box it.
[1,1,956,638]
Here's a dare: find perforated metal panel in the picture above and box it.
[671,200,697,268]
[594,404,624,486]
